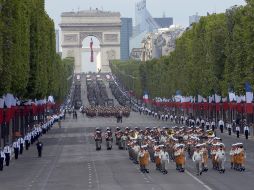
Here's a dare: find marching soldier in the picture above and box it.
[105,130,113,150]
[0,148,5,171]
[174,144,185,172]
[133,143,140,164]
[120,133,128,150]
[201,144,208,172]
[201,119,205,130]
[159,146,170,174]
[244,125,250,139]
[94,129,102,151]
[36,140,43,157]
[234,143,246,171]
[138,145,150,173]
[227,122,232,135]
[230,144,236,169]
[236,125,240,138]
[205,121,210,131]
[215,144,226,173]
[24,133,31,150]
[13,139,20,160]
[211,120,216,131]
[3,144,11,166]
[219,119,224,133]
[192,145,203,175]
[18,137,25,155]
[154,147,161,171]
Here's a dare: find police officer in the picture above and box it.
[36,140,43,157]
[0,148,5,171]
[3,144,11,166]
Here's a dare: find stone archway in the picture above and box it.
[60,10,121,73]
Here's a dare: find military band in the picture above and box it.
[94,124,247,176]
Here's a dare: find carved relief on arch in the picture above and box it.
[106,49,116,60]
[64,34,78,42]
[79,32,103,44]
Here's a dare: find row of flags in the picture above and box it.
[0,93,56,124]
[0,93,55,109]
[142,82,254,104]
[141,83,254,113]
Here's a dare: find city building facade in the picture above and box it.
[140,25,185,61]
[130,0,173,55]
[120,18,132,60]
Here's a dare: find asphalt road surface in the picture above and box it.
[0,111,253,190]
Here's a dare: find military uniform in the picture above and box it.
[192,146,203,175]
[0,149,5,171]
[215,145,226,173]
[3,145,11,166]
[154,147,161,170]
[159,147,169,174]
[138,146,150,173]
[13,141,20,160]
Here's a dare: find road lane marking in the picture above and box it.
[92,160,100,190]
[185,170,213,190]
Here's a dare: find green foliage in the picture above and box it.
[0,0,74,102]
[112,4,254,98]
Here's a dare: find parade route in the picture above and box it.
[0,111,253,190]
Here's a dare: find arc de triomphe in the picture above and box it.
[60,10,121,73]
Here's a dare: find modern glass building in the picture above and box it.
[130,0,173,54]
[120,18,133,60]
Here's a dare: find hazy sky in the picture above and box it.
[45,0,246,28]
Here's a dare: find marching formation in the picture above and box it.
[94,125,246,176]
[83,106,131,118]
[136,106,251,139]
[0,114,62,172]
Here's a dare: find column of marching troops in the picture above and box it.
[135,105,251,140]
[82,106,130,118]
[0,114,63,172]
[95,125,246,176]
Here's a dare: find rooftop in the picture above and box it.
[61,10,121,17]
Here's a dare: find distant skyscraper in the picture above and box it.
[189,13,201,26]
[55,29,60,53]
[120,18,133,60]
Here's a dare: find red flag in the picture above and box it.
[90,50,94,62]
[223,102,229,110]
[216,103,221,112]
[5,108,14,124]
[237,103,243,113]
[245,103,253,114]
